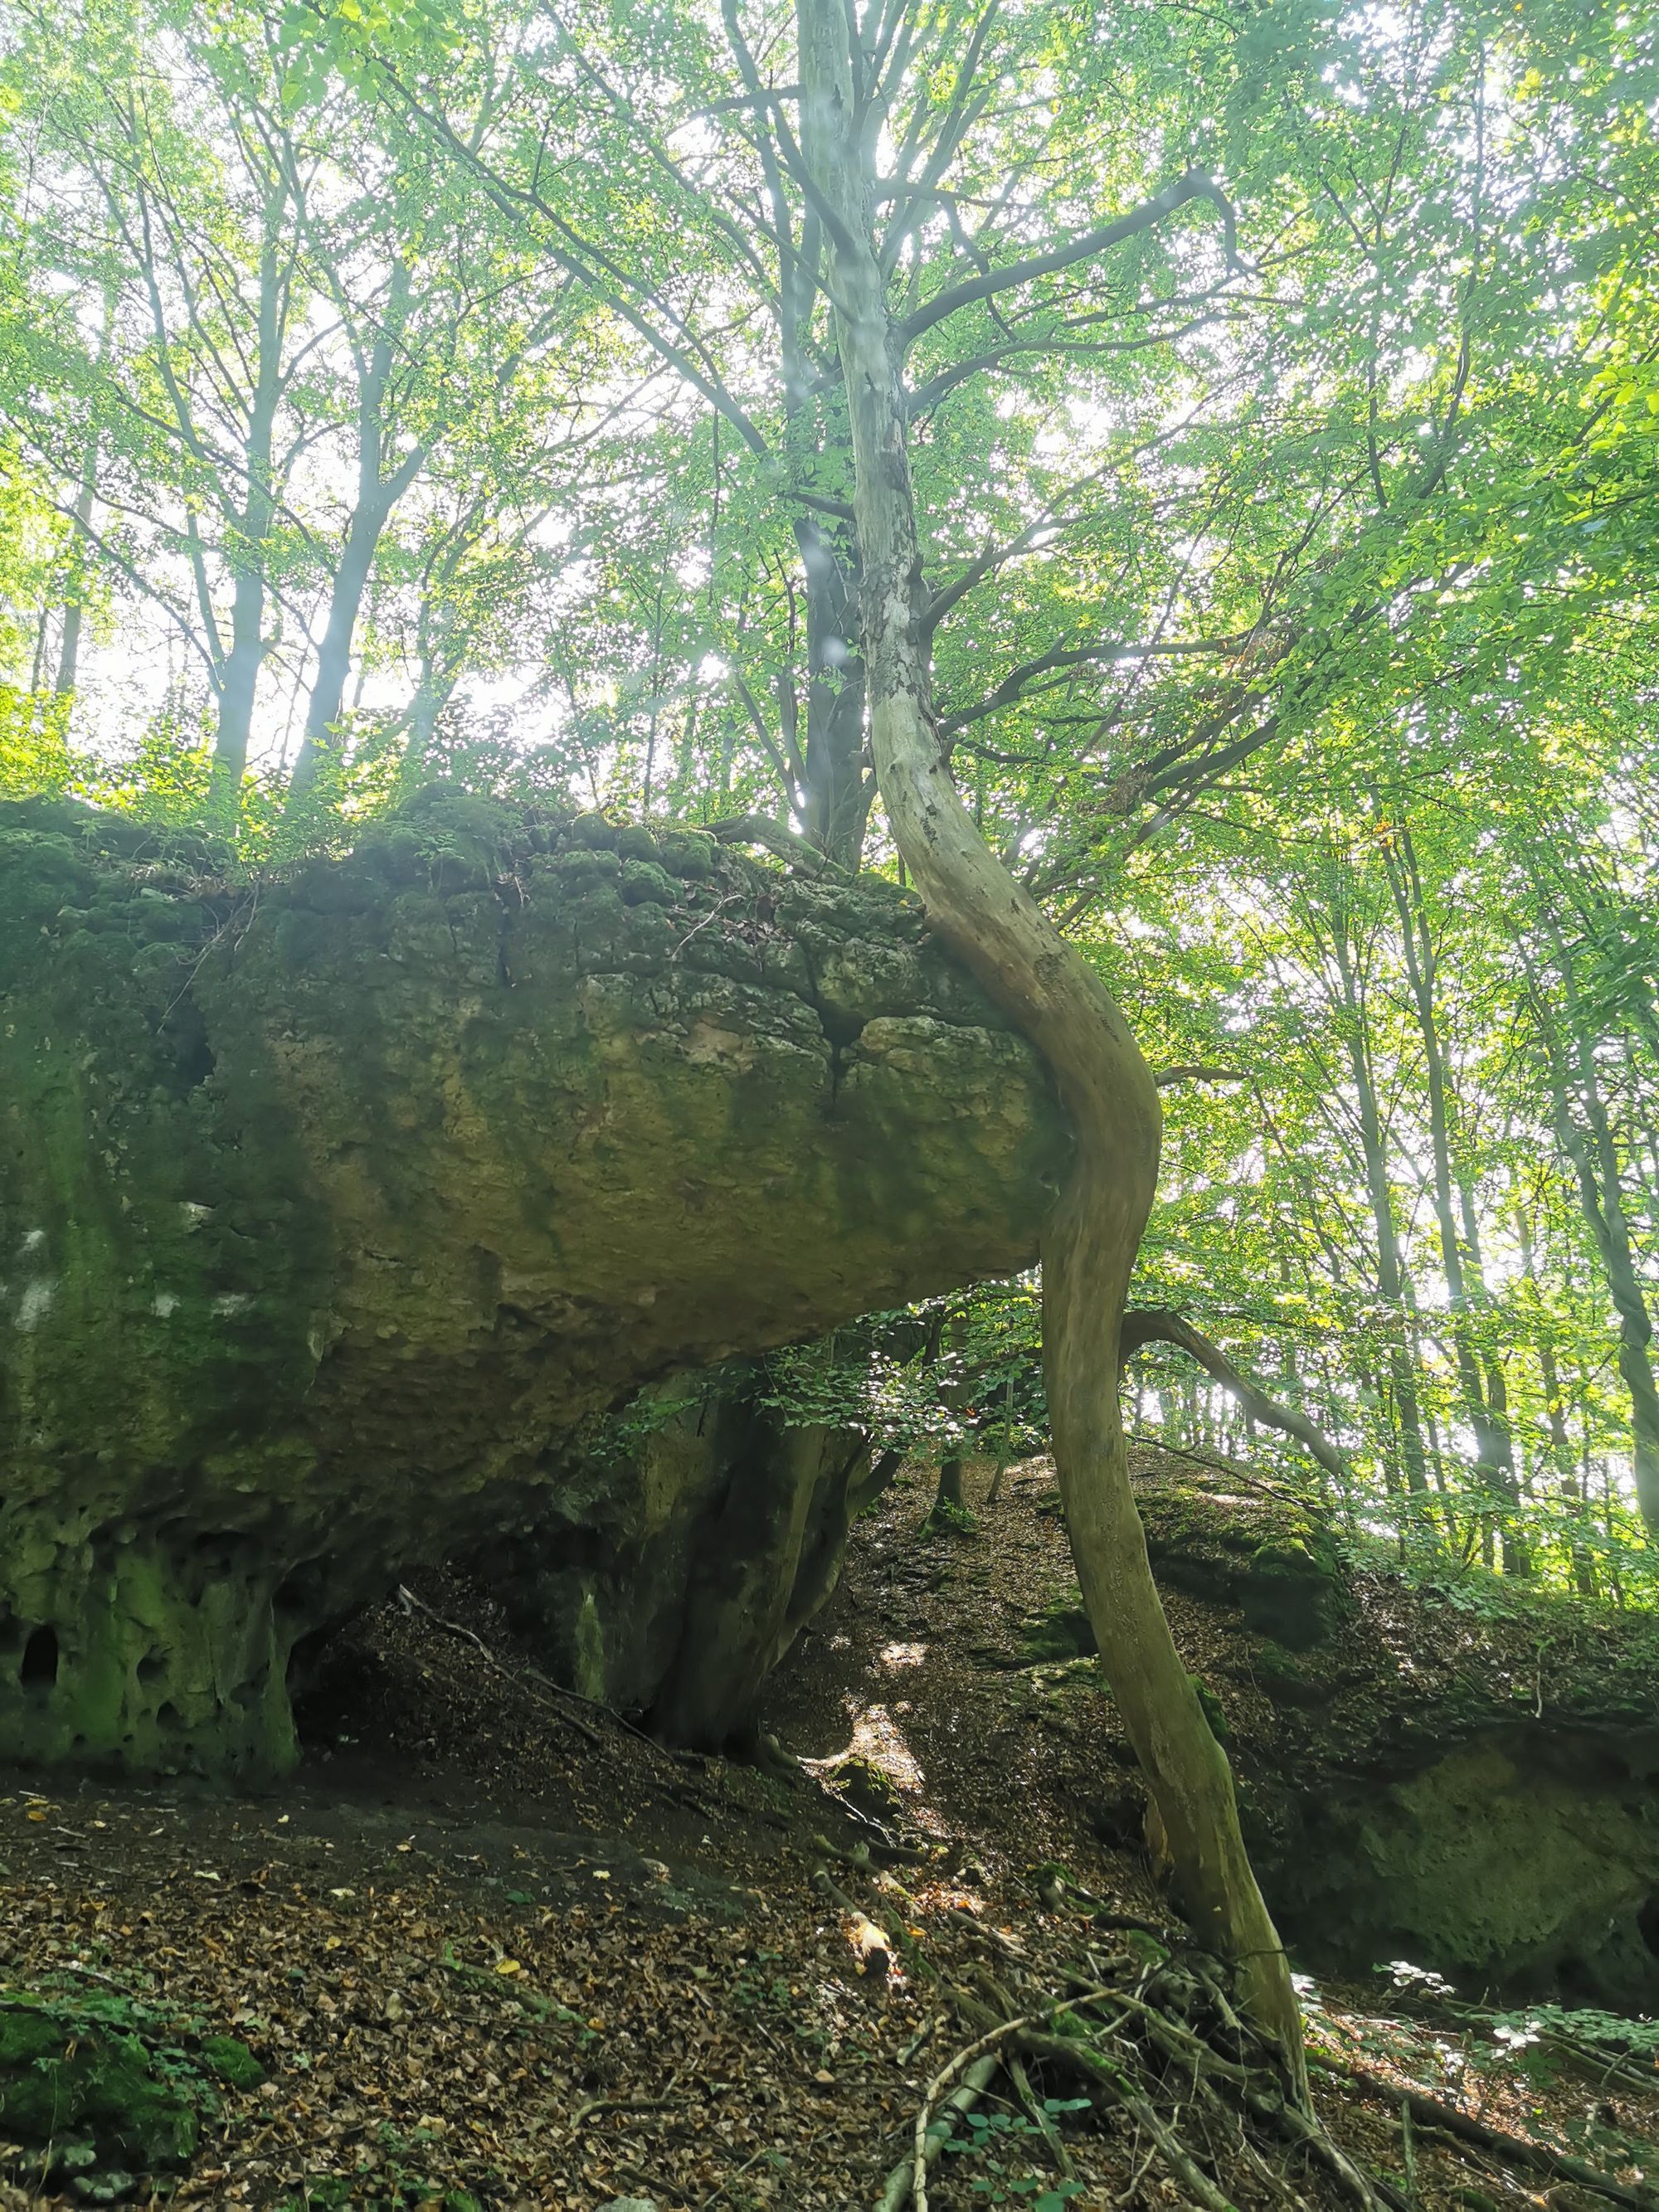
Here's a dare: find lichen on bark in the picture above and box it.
[0,788,1068,1777]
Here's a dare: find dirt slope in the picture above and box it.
[2,1453,1655,2211]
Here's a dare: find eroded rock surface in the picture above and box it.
[1125,1468,1659,2008]
[0,790,1068,1777]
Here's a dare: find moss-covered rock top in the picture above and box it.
[0,790,1071,1778]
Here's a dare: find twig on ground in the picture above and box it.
[699,2146,768,2210]
[571,2094,682,2130]
[1312,2054,1659,2210]
[1009,2050,1075,2178]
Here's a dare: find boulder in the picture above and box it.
[0,790,1068,1777]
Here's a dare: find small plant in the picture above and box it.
[938,2101,1091,2206]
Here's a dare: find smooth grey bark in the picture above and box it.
[292,264,427,796]
[794,0,1306,2089]
[1325,902,1431,1497]
[1531,954,1659,1537]
[794,511,873,865]
[1384,833,1525,1568]
[54,450,98,697]
[207,193,291,793]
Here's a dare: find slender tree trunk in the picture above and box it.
[1531,955,1659,1535]
[1330,929,1430,1495]
[292,500,390,790]
[1384,840,1524,1563]
[210,199,289,798]
[292,275,426,798]
[795,514,871,865]
[1521,1213,1597,1595]
[795,0,1305,2090]
[54,450,98,698]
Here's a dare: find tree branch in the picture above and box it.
[898,170,1242,348]
[1120,1308,1346,1480]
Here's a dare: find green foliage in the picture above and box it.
[939,2103,1090,2208]
[1,0,1656,1607]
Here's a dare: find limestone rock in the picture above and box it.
[1131,1462,1659,2006]
[0,790,1068,1777]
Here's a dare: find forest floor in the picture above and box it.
[2,1450,1657,2212]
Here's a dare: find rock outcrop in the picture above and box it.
[480,1360,879,1749]
[1129,1466,1659,2009]
[0,790,1068,1778]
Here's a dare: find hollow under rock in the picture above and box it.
[0,789,1068,1778]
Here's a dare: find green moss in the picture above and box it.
[1136,1474,1346,1650]
[657,829,716,879]
[1019,1601,1097,1665]
[0,2001,198,2170]
[551,843,621,884]
[197,2035,265,2089]
[619,858,677,906]
[0,792,1068,1778]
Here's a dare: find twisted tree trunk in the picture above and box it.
[796,0,1306,2093]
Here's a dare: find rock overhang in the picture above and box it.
[0,787,1071,1776]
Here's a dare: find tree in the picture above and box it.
[785,0,1304,2083]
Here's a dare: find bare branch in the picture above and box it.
[898,170,1243,348]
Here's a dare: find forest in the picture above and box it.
[1,0,1657,2203]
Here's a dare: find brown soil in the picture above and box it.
[1,1452,1654,2212]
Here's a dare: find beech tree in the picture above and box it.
[2,0,1657,2078]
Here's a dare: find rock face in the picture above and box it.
[0,790,1068,1778]
[482,1362,877,1750]
[1128,1466,1659,2009]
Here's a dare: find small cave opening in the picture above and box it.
[20,1625,60,1689]
[1637,1894,1659,1962]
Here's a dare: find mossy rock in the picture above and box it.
[618,858,677,906]
[1019,1600,1097,1665]
[0,1997,200,2171]
[1248,1637,1331,1709]
[0,791,1068,1777]
[1135,1469,1346,1650]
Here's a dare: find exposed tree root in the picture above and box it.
[1314,2052,1659,2210]
[843,1856,1647,2212]
[875,2052,1000,2212]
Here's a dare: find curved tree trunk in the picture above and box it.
[1121,1309,1347,1480]
[796,0,1306,2093]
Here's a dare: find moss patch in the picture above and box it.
[1,790,1069,1779]
[0,1987,260,2180]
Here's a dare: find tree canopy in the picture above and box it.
[3,0,1657,1581]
